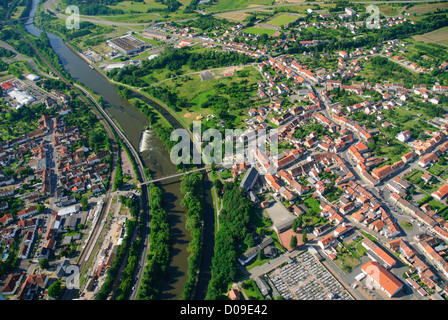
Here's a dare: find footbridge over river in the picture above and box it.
[139,166,213,186]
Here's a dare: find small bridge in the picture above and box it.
[139,166,212,186]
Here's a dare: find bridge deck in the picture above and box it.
[140,166,211,185]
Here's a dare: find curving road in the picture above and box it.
[40,0,448,28]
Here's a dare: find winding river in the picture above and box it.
[24,0,214,300]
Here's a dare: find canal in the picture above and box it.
[24,0,214,300]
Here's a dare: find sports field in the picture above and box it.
[267,14,299,26]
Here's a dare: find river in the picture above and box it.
[24,0,214,300]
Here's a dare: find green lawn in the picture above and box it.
[303,197,322,214]
[428,162,448,176]
[267,14,298,26]
[108,0,166,13]
[134,33,165,47]
[156,65,261,127]
[242,278,265,300]
[404,169,423,184]
[333,244,361,273]
[400,220,414,230]
[243,26,277,36]
[428,198,447,213]
[93,13,159,24]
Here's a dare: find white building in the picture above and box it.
[26,74,40,81]
[58,204,81,216]
[396,130,411,142]
[8,89,35,107]
[345,8,357,16]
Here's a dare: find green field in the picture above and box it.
[91,12,159,24]
[406,2,448,15]
[205,0,274,12]
[108,0,166,13]
[243,26,276,35]
[413,26,448,47]
[157,65,262,127]
[267,14,299,26]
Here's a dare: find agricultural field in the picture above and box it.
[216,11,251,21]
[377,4,405,17]
[106,0,197,22]
[108,0,167,13]
[204,0,275,13]
[243,26,277,35]
[266,13,299,26]
[90,12,159,24]
[271,3,335,14]
[10,5,25,19]
[274,0,306,3]
[405,2,448,16]
[412,26,448,47]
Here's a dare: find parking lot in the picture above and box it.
[266,251,353,300]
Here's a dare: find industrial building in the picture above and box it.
[8,89,35,108]
[57,204,81,216]
[106,34,149,56]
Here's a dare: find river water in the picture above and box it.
[25,0,214,300]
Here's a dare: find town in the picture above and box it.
[2,0,448,303]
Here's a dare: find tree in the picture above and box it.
[80,196,89,211]
[290,235,297,249]
[39,258,49,270]
[213,178,223,195]
[37,204,46,214]
[302,229,308,244]
[257,248,265,261]
[292,216,302,232]
[47,280,62,299]
[244,233,255,249]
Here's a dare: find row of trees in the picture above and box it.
[205,182,254,299]
[179,173,204,299]
[136,185,171,300]
[112,150,124,191]
[115,238,142,299]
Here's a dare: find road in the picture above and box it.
[0,40,57,79]
[40,0,448,28]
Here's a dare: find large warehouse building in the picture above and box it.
[106,34,149,56]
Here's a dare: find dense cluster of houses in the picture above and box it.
[215,35,448,300]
